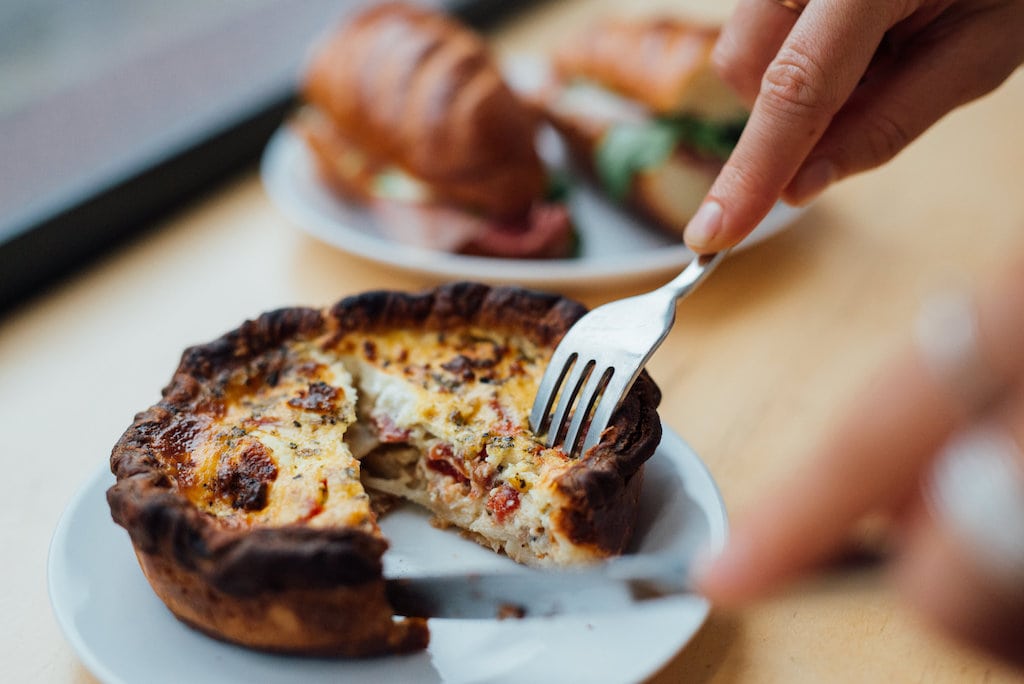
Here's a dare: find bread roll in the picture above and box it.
[303,2,546,219]
[553,17,746,121]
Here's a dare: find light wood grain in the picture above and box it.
[3,0,1023,682]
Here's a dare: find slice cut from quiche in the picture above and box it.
[107,283,662,656]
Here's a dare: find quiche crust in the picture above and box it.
[107,283,661,656]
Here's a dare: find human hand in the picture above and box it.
[683,0,1024,254]
[693,256,1024,666]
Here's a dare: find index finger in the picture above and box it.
[684,0,897,253]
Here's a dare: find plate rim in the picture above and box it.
[259,125,806,289]
[48,423,727,684]
[47,466,124,684]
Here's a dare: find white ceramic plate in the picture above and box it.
[49,425,727,684]
[260,124,805,289]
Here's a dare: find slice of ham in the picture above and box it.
[372,200,574,259]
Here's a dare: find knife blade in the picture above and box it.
[384,552,694,619]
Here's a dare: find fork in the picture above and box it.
[529,250,729,457]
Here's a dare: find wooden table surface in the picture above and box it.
[3,0,1023,681]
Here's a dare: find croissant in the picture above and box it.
[302,2,546,220]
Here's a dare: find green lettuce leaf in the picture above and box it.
[595,121,679,201]
[668,115,746,161]
[594,115,746,200]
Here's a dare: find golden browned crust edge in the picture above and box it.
[553,375,661,554]
[107,282,661,654]
[136,550,428,657]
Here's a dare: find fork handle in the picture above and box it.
[662,249,730,302]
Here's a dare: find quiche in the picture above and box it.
[107,283,662,656]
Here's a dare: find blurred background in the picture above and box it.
[0,0,532,312]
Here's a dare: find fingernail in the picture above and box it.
[787,158,836,205]
[684,200,724,251]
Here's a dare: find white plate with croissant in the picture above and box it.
[260,3,806,288]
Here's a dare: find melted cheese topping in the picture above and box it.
[331,328,585,564]
[166,327,594,565]
[172,346,373,533]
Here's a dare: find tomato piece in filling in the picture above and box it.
[373,413,412,443]
[486,484,520,524]
[425,442,469,484]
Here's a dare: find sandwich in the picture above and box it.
[536,17,748,236]
[295,2,573,259]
